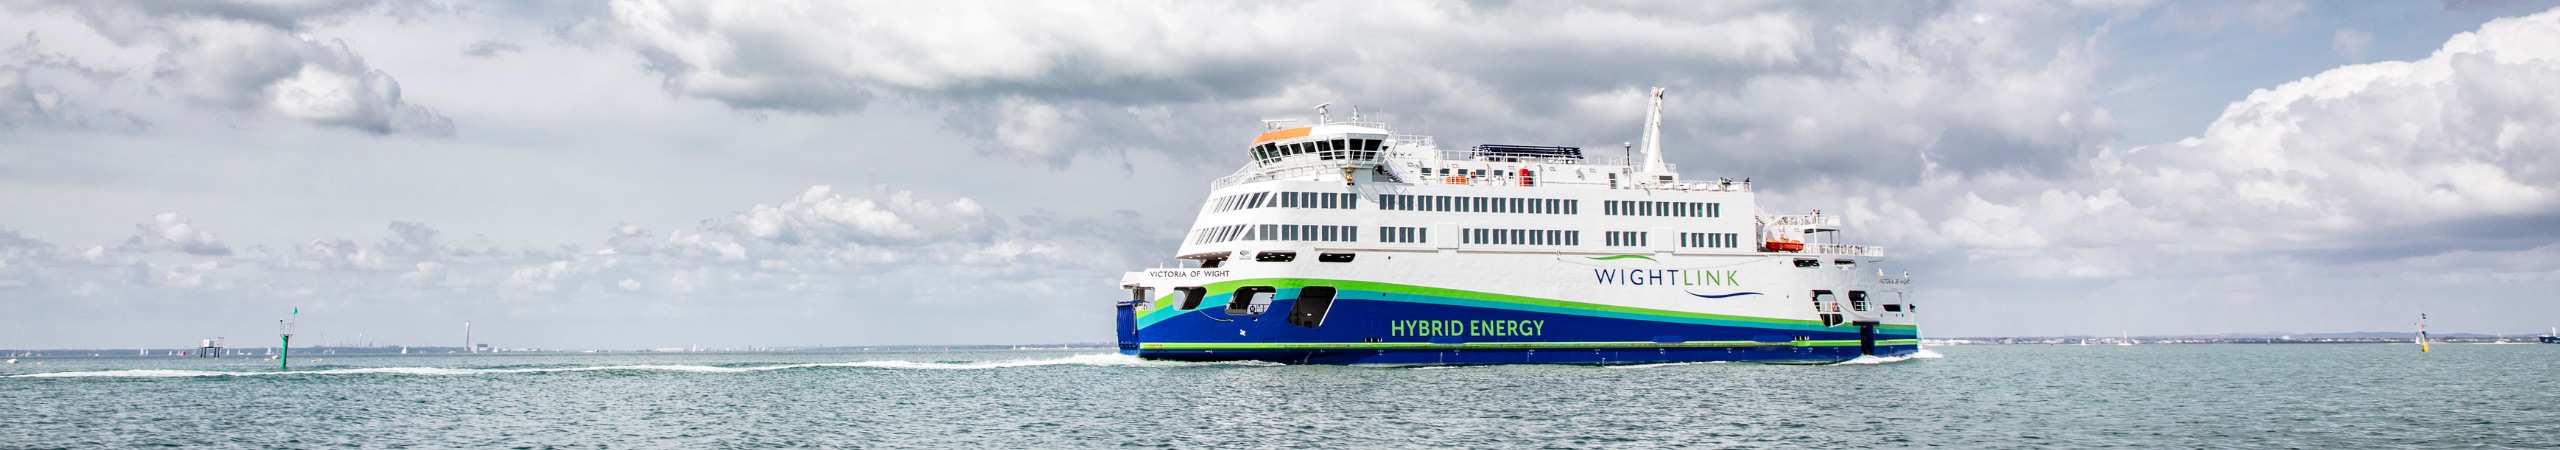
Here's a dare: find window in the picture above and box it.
[1835,259,1856,270]
[1287,286,1338,328]
[1379,226,1427,244]
[1256,251,1297,262]
[1812,290,1843,327]
[1793,258,1820,267]
[1883,304,1904,312]
[1173,286,1207,310]
[1848,291,1870,311]
[1228,286,1276,315]
[1318,253,1355,263]
[1606,231,1648,247]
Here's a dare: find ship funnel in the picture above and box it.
[1640,87,1670,178]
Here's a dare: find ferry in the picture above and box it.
[1114,88,1920,365]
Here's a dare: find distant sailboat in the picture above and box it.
[2118,331,2133,346]
[2416,313,2432,353]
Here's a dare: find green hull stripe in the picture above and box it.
[1141,339,1923,351]
[1136,278,1920,334]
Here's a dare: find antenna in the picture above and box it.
[1350,105,1361,122]
[1315,103,1332,124]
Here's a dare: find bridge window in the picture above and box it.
[1318,253,1355,263]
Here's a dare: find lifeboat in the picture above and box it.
[1764,239,1804,252]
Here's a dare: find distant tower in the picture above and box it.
[464,321,473,353]
[278,308,297,371]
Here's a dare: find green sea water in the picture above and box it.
[3,344,2553,448]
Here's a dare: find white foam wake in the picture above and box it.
[6,353,1271,379]
[1831,348,1942,365]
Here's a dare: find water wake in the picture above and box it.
[6,353,1272,379]
[1832,348,1943,365]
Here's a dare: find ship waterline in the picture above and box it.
[1118,90,1917,364]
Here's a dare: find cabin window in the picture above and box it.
[1174,286,1207,310]
[1812,290,1843,326]
[1342,193,1359,209]
[1318,253,1355,263]
[1255,251,1296,262]
[1288,286,1338,328]
[1227,286,1276,315]
[1794,258,1820,267]
[1321,194,1337,209]
[1199,256,1224,268]
[1835,259,1856,269]
[1322,226,1338,241]
[1883,304,1903,312]
[1849,291,1869,311]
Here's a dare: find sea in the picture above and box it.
[3,344,2554,449]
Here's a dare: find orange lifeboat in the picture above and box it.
[1764,239,1804,252]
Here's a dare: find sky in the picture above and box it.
[3,0,2557,350]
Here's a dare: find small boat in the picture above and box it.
[2539,327,2557,344]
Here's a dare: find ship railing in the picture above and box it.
[1767,215,1841,227]
[1391,134,1437,152]
[1210,159,1385,190]
[1806,244,1885,257]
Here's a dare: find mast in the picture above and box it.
[1639,87,1669,178]
[2417,313,2431,353]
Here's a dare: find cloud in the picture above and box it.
[460,40,520,58]
[2,0,455,136]
[122,212,232,256]
[580,2,2126,173]
[2104,9,2560,235]
[0,184,1158,347]
[2333,28,2374,61]
[0,33,147,133]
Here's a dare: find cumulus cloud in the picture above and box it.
[1,0,455,136]
[0,33,147,132]
[0,184,1158,347]
[1780,7,2560,335]
[122,212,232,256]
[2103,9,2560,235]
[580,1,2122,174]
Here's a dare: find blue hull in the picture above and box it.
[1130,344,1921,365]
[1119,293,1919,365]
